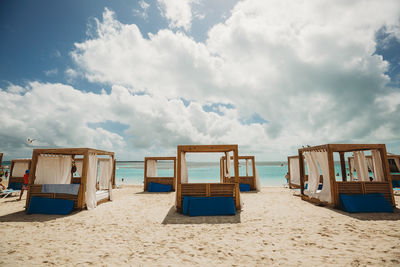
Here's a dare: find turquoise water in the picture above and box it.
[117,161,290,186]
[116,161,352,187]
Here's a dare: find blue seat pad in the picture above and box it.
[182,196,236,216]
[27,196,74,215]
[239,183,251,191]
[339,193,393,213]
[148,182,172,192]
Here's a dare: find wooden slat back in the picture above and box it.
[27,184,81,209]
[145,177,175,191]
[179,183,237,211]
[364,182,394,206]
[225,176,255,190]
[337,182,363,195]
[337,181,394,206]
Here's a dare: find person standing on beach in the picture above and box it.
[18,169,29,201]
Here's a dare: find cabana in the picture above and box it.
[287,155,301,189]
[220,155,260,191]
[299,144,395,212]
[144,156,176,192]
[25,148,115,214]
[8,159,32,190]
[176,145,241,216]
[348,153,400,187]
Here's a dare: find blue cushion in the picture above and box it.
[27,196,74,215]
[148,182,172,192]
[339,193,393,213]
[183,196,191,215]
[183,196,236,216]
[7,182,22,190]
[304,183,322,190]
[239,183,251,191]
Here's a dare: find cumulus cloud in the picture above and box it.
[44,68,58,76]
[133,0,150,19]
[68,0,400,157]
[157,0,198,31]
[0,82,269,159]
[2,0,400,160]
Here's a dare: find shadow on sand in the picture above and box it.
[0,209,78,223]
[162,206,241,225]
[135,191,174,195]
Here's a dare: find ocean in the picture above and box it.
[116,161,346,187]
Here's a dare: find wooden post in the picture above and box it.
[78,151,89,209]
[380,145,395,206]
[25,150,38,211]
[251,157,256,190]
[176,148,182,209]
[173,157,177,191]
[339,152,347,182]
[112,156,116,189]
[144,158,148,191]
[327,146,337,207]
[299,151,305,196]
[233,146,240,209]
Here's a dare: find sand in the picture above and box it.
[0,186,399,266]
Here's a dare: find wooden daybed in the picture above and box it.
[298,144,395,209]
[220,155,258,191]
[175,144,241,213]
[8,159,32,189]
[144,156,176,191]
[26,148,116,211]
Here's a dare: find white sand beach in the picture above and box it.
[0,186,399,266]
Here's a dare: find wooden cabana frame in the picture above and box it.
[9,159,32,185]
[26,148,115,211]
[220,155,257,190]
[299,144,395,208]
[144,156,177,191]
[176,144,241,213]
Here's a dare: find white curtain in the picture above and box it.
[98,158,113,190]
[85,153,98,210]
[349,157,355,181]
[394,158,400,173]
[304,152,319,196]
[371,150,384,182]
[353,151,369,181]
[12,161,29,177]
[314,151,331,204]
[225,152,231,179]
[35,155,72,184]
[289,157,300,186]
[75,159,83,176]
[181,152,188,183]
[246,159,250,176]
[147,160,158,177]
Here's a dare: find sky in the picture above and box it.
[0,0,400,161]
